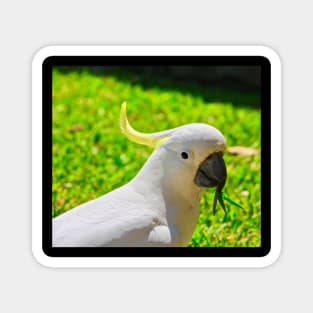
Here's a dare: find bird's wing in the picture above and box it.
[53,185,162,247]
[146,225,172,245]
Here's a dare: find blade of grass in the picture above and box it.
[212,191,218,215]
[218,192,228,215]
[222,193,245,210]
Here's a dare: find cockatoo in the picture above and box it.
[53,102,227,247]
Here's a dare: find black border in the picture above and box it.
[42,56,271,258]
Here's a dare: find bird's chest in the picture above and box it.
[168,203,200,246]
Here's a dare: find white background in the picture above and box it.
[0,0,311,312]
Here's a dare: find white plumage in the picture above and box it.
[53,103,227,247]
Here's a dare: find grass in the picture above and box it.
[52,68,261,247]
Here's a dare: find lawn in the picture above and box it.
[52,68,261,247]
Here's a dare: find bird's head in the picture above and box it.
[120,102,227,199]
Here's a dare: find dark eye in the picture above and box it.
[181,152,189,159]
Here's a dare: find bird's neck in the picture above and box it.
[131,149,168,217]
[162,177,203,245]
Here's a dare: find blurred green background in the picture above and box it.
[52,66,261,247]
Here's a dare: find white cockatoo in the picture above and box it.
[53,102,227,247]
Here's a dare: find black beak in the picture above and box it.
[194,152,227,191]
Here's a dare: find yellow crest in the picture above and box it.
[120,102,169,148]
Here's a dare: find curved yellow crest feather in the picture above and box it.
[120,102,169,148]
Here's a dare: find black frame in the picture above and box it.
[42,56,271,258]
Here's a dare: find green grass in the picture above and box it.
[52,68,261,247]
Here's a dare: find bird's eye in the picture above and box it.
[181,152,189,159]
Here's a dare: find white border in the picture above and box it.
[32,45,281,268]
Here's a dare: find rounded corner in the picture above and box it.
[255,45,282,68]
[32,245,56,268]
[32,46,58,70]
[257,245,282,268]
